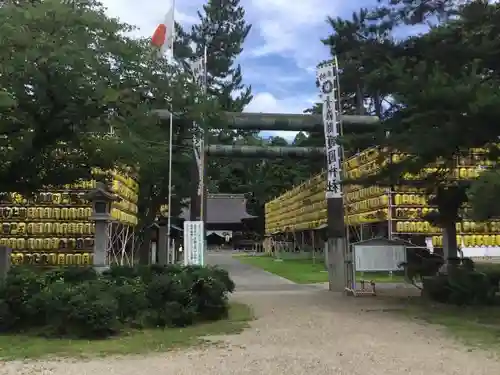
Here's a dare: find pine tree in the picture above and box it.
[190,0,252,111]
[184,0,256,202]
[344,1,500,262]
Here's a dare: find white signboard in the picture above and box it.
[183,220,204,266]
[354,245,406,272]
[317,59,342,199]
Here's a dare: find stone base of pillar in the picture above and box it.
[326,237,347,292]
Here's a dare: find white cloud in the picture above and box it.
[101,0,337,77]
[246,0,341,69]
[242,65,309,94]
[244,92,318,141]
[244,92,316,114]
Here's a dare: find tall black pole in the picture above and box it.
[317,59,347,292]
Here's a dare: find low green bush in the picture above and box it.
[111,278,148,324]
[0,267,46,330]
[188,267,232,320]
[422,259,500,306]
[35,280,120,338]
[44,266,98,284]
[0,264,235,339]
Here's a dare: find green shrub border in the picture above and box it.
[0,264,235,339]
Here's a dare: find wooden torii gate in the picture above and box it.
[156,110,378,291]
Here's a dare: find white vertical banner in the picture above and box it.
[317,59,342,199]
[190,57,205,88]
[183,221,204,265]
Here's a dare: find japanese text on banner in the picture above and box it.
[317,60,342,199]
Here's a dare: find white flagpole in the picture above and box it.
[199,45,207,220]
[199,45,208,265]
[166,0,176,263]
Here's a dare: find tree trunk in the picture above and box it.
[442,220,458,273]
[138,229,152,265]
[136,189,166,265]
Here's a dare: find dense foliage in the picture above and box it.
[421,260,500,305]
[0,0,216,265]
[467,169,500,221]
[0,265,234,339]
[0,0,205,196]
[399,249,500,305]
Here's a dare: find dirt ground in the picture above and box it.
[2,253,500,374]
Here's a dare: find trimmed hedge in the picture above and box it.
[0,264,235,339]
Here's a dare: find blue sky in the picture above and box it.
[101,0,381,140]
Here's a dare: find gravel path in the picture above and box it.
[2,253,500,374]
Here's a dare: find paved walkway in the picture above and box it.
[4,252,500,374]
[206,252,317,292]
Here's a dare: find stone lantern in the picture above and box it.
[84,182,117,271]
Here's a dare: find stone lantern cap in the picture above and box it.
[84,182,118,202]
[84,182,118,221]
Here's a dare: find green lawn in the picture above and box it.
[0,303,253,360]
[237,255,405,284]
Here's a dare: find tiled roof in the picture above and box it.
[180,194,257,224]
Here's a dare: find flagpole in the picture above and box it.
[199,44,207,221]
[200,44,208,264]
[166,0,176,263]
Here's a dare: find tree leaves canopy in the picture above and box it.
[333,1,500,189]
[0,0,204,196]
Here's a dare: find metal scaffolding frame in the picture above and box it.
[106,221,135,266]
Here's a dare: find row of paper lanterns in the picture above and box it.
[0,237,94,250]
[266,192,325,219]
[11,252,94,266]
[346,196,389,213]
[111,209,138,225]
[431,235,500,247]
[346,209,389,225]
[0,205,137,225]
[265,218,328,234]
[1,222,95,235]
[268,210,327,228]
[0,206,93,220]
[268,145,492,212]
[8,192,89,205]
[345,186,386,203]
